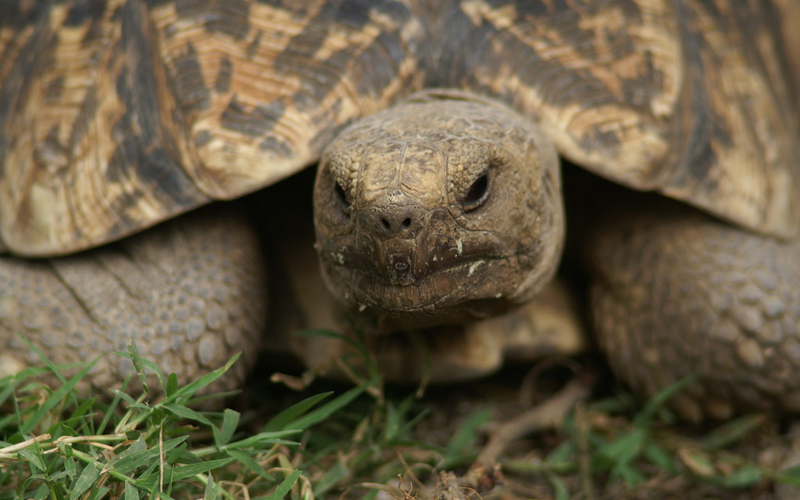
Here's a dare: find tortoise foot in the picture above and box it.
[0,208,267,397]
[587,201,800,421]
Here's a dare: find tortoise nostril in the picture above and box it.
[371,204,424,238]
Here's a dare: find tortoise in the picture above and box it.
[0,0,799,421]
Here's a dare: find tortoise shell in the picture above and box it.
[0,0,797,256]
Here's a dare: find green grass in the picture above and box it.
[3,334,800,499]
[0,335,451,499]
[0,340,315,499]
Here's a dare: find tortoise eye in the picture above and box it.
[335,181,350,209]
[463,173,490,212]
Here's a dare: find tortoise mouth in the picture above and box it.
[319,250,537,331]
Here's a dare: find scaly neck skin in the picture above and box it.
[313,90,564,331]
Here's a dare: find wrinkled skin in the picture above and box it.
[314,92,564,331]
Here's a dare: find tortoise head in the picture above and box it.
[313,91,564,330]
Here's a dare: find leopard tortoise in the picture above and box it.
[0,0,799,421]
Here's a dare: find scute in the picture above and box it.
[0,0,429,256]
[659,0,800,238]
[431,0,682,175]
[433,0,799,238]
[0,0,797,256]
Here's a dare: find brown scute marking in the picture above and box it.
[623,51,666,108]
[0,0,211,255]
[308,118,347,153]
[64,0,108,26]
[497,0,645,60]
[0,8,55,179]
[214,56,233,93]
[172,0,213,17]
[138,148,202,203]
[353,31,406,97]
[194,129,213,147]
[44,75,65,102]
[206,0,251,39]
[69,81,100,151]
[105,129,200,208]
[79,6,109,47]
[670,25,723,186]
[430,0,679,184]
[254,0,307,16]
[258,136,292,157]
[436,0,799,237]
[660,0,800,238]
[675,0,738,177]
[171,42,211,114]
[152,0,424,199]
[0,3,44,29]
[115,1,205,209]
[769,0,800,116]
[40,125,69,173]
[146,0,427,201]
[220,96,285,137]
[245,30,262,58]
[273,0,412,105]
[106,208,143,241]
[169,0,251,39]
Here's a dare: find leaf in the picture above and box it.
[545,471,569,500]
[440,408,492,469]
[124,482,140,500]
[97,378,128,435]
[634,376,694,427]
[678,448,715,477]
[204,473,222,500]
[167,374,179,398]
[68,463,100,500]
[383,400,403,442]
[33,483,49,500]
[110,437,187,475]
[643,442,677,474]
[700,414,766,451]
[392,407,430,444]
[21,358,99,435]
[289,379,378,431]
[613,463,647,487]
[0,376,20,410]
[17,448,46,473]
[212,409,240,447]
[164,404,213,426]
[164,458,235,482]
[264,469,303,500]
[167,354,241,402]
[226,449,273,481]
[223,430,299,450]
[263,392,332,432]
[546,441,576,465]
[314,460,350,497]
[65,457,77,478]
[721,464,762,488]
[90,486,111,499]
[104,436,147,473]
[599,428,646,465]
[776,465,800,487]
[127,341,151,395]
[16,334,71,385]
